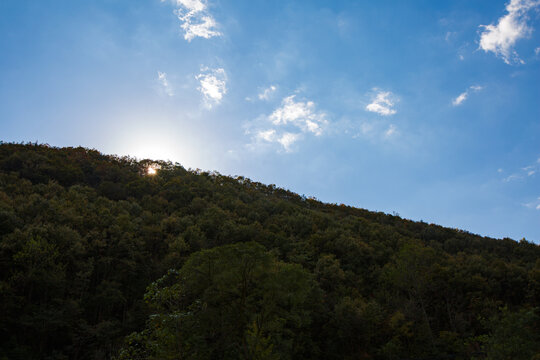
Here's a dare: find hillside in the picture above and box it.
[0,143,539,359]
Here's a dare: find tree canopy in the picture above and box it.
[0,143,539,359]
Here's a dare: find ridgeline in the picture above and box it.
[1,143,539,359]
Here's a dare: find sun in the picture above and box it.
[146,165,158,175]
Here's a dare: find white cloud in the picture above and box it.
[384,124,398,138]
[258,85,277,100]
[256,129,276,142]
[167,0,221,41]
[504,173,522,182]
[181,15,220,41]
[350,120,401,142]
[536,47,540,55]
[249,95,328,151]
[452,85,484,106]
[459,54,465,61]
[269,95,328,136]
[366,90,397,116]
[479,0,540,64]
[523,197,540,210]
[173,0,206,12]
[277,132,301,152]
[253,129,301,152]
[196,67,227,108]
[523,165,537,176]
[503,157,540,182]
[453,92,469,106]
[157,71,173,96]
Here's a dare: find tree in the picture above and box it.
[482,307,540,360]
[118,242,318,360]
[382,242,441,356]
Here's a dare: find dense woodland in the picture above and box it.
[0,142,539,360]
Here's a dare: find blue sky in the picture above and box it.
[1,0,539,242]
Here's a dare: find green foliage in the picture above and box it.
[121,242,317,359]
[0,143,539,359]
[482,307,540,359]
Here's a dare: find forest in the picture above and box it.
[0,142,539,359]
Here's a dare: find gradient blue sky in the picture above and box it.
[1,0,539,242]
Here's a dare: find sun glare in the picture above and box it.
[147,165,158,175]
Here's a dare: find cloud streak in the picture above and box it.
[452,85,484,106]
[503,156,540,182]
[258,85,277,101]
[479,0,540,64]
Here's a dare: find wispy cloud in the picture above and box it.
[157,71,174,96]
[503,156,540,182]
[384,124,398,138]
[348,119,401,142]
[359,122,374,136]
[523,197,540,210]
[253,129,301,152]
[256,129,276,142]
[250,128,302,152]
[248,95,328,152]
[165,0,221,41]
[366,90,397,116]
[452,85,484,106]
[504,173,522,182]
[258,85,277,101]
[196,67,227,108]
[523,165,537,176]
[478,0,540,64]
[276,132,301,151]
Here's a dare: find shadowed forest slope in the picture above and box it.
[0,143,539,359]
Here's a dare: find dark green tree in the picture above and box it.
[118,242,318,360]
[482,307,540,360]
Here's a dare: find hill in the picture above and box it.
[0,142,539,359]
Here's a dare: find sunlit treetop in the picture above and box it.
[146,164,159,176]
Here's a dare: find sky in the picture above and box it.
[1,0,539,242]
